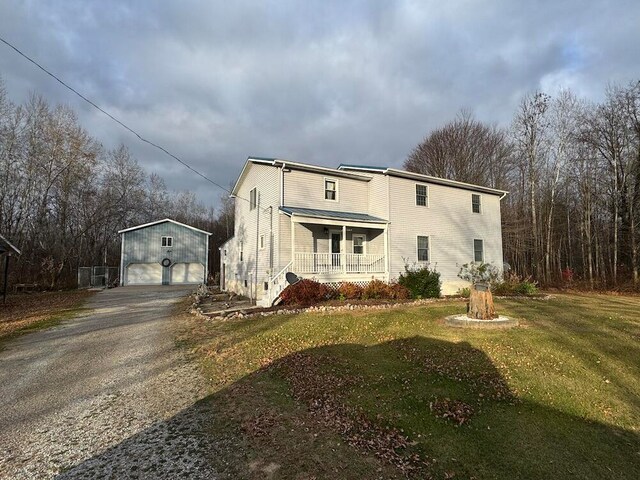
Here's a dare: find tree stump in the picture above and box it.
[467,283,496,320]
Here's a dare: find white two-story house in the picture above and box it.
[220,157,507,306]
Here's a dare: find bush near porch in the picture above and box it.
[280,279,412,306]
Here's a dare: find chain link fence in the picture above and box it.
[78,266,119,289]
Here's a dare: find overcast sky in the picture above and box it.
[1,1,639,208]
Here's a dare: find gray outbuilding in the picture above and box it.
[119,219,212,286]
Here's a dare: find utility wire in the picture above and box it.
[0,35,262,209]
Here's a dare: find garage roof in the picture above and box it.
[0,234,21,256]
[118,218,212,235]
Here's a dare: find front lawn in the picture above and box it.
[178,293,640,479]
[0,290,94,342]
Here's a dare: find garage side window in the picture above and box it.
[161,236,173,247]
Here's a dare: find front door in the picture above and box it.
[331,232,341,267]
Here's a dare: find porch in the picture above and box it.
[282,206,390,282]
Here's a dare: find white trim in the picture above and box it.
[472,193,482,214]
[473,238,485,262]
[415,183,429,207]
[117,218,212,235]
[352,233,366,255]
[416,235,430,262]
[324,177,338,202]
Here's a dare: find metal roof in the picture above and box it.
[0,234,21,256]
[338,163,388,171]
[117,218,212,235]
[280,206,388,223]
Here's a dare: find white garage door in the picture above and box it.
[126,263,162,285]
[170,262,204,285]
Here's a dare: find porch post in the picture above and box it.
[291,218,295,270]
[342,225,347,274]
[383,224,389,281]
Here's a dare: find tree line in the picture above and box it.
[406,80,640,288]
[0,79,233,289]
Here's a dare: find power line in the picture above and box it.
[0,35,256,207]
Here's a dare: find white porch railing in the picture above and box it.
[294,252,386,274]
[262,260,294,306]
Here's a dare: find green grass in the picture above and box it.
[178,294,640,479]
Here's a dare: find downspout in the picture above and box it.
[254,193,260,305]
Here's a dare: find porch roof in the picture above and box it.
[280,206,388,224]
[0,234,21,256]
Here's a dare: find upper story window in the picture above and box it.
[472,194,481,213]
[325,179,337,201]
[240,241,243,262]
[259,235,265,249]
[417,236,429,262]
[416,184,428,206]
[249,187,257,210]
[353,234,365,254]
[161,236,173,247]
[474,239,484,262]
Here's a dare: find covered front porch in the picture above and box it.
[282,206,389,282]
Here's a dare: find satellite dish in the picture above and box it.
[285,272,301,285]
[503,262,511,272]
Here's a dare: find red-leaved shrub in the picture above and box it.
[280,279,333,306]
[337,282,364,299]
[387,282,411,300]
[362,279,390,299]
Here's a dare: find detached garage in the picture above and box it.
[119,219,211,286]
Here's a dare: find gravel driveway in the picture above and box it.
[0,286,217,479]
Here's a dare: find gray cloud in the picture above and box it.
[1,0,639,208]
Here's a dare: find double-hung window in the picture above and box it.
[161,236,173,247]
[325,179,337,201]
[417,236,429,262]
[249,187,257,210]
[353,235,365,254]
[472,194,481,213]
[474,239,484,262]
[416,184,428,206]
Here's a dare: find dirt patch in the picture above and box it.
[0,290,95,339]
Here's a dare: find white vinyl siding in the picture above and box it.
[224,162,281,301]
[472,194,481,214]
[416,184,428,207]
[283,169,369,213]
[417,236,429,262]
[388,175,503,295]
[474,239,484,262]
